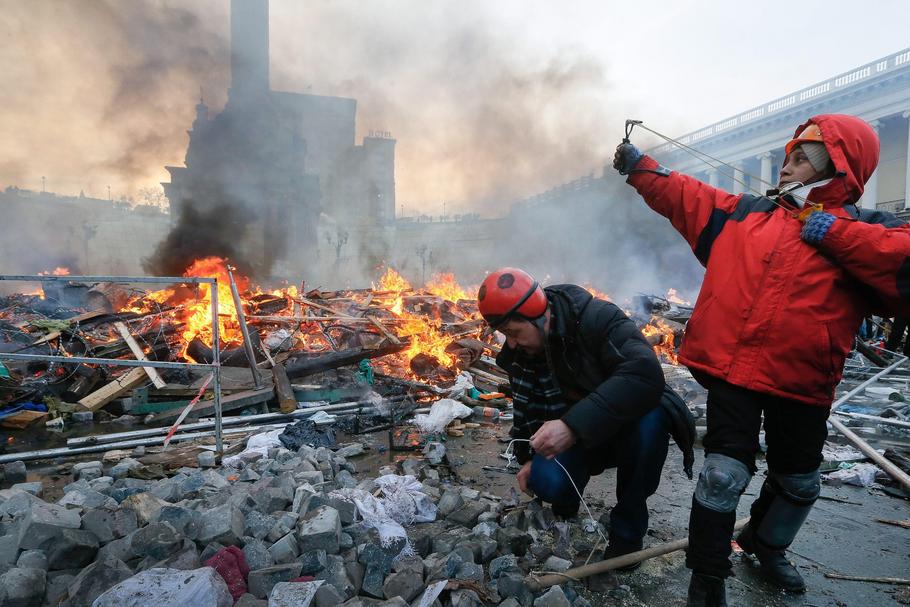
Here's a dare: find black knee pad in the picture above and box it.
[694,454,751,512]
[768,469,820,505]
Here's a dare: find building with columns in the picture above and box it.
[648,47,910,217]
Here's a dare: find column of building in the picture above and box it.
[904,111,910,210]
[759,152,774,194]
[862,120,881,208]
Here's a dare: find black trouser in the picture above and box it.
[686,378,829,577]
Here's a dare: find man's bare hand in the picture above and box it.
[517,461,533,496]
[530,420,577,459]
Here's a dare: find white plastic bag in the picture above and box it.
[823,462,882,487]
[446,371,475,400]
[223,428,284,468]
[413,398,473,433]
[330,474,437,551]
[92,567,232,607]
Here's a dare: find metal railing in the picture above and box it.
[0,274,224,455]
[653,47,910,154]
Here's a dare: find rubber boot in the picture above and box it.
[686,573,728,607]
[736,478,815,593]
[686,498,737,578]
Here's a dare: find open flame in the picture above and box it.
[115,258,680,381]
[666,288,690,306]
[641,318,679,365]
[425,273,472,302]
[38,267,71,276]
[178,257,248,356]
[584,285,612,301]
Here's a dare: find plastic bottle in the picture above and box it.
[472,406,500,420]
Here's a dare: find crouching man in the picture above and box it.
[475,268,694,564]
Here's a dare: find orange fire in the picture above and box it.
[371,267,476,375]
[425,273,471,302]
[374,267,411,315]
[178,257,247,357]
[641,318,679,365]
[584,285,612,301]
[38,267,70,276]
[666,288,690,306]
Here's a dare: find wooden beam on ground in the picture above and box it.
[114,321,166,388]
[78,367,148,411]
[829,416,910,492]
[526,518,750,591]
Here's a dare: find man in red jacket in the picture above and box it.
[613,114,908,606]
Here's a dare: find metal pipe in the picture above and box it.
[0,274,215,285]
[226,265,262,389]
[0,353,213,370]
[0,423,289,465]
[832,411,910,429]
[829,416,910,492]
[211,279,223,457]
[67,397,405,446]
[832,356,907,411]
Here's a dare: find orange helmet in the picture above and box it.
[785,123,825,156]
[477,268,548,328]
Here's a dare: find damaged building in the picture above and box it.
[162,0,396,279]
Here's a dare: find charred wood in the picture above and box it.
[284,341,407,380]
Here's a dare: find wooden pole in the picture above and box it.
[828,416,910,492]
[526,518,750,591]
[114,321,167,388]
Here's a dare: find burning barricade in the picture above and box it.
[0,261,687,454]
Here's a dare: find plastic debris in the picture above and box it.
[413,398,472,433]
[823,462,883,487]
[278,419,336,451]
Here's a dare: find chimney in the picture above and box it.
[230,0,270,99]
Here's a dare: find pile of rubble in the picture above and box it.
[0,429,603,607]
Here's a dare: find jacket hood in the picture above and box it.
[792,114,879,206]
[544,284,595,337]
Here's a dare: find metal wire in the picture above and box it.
[634,122,812,213]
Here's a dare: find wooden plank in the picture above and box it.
[368,316,401,345]
[114,321,166,388]
[30,309,108,345]
[0,410,49,429]
[294,297,357,318]
[272,363,298,414]
[78,367,148,411]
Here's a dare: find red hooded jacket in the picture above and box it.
[628,114,910,407]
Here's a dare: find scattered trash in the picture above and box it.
[823,462,883,487]
[278,419,336,450]
[413,398,472,433]
[222,428,284,467]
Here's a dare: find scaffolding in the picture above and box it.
[0,274,224,455]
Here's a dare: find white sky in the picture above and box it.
[474,0,910,141]
[2,0,908,209]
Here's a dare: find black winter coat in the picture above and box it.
[497,284,695,477]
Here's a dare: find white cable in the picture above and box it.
[504,439,610,549]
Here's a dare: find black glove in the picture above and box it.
[613,143,644,175]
